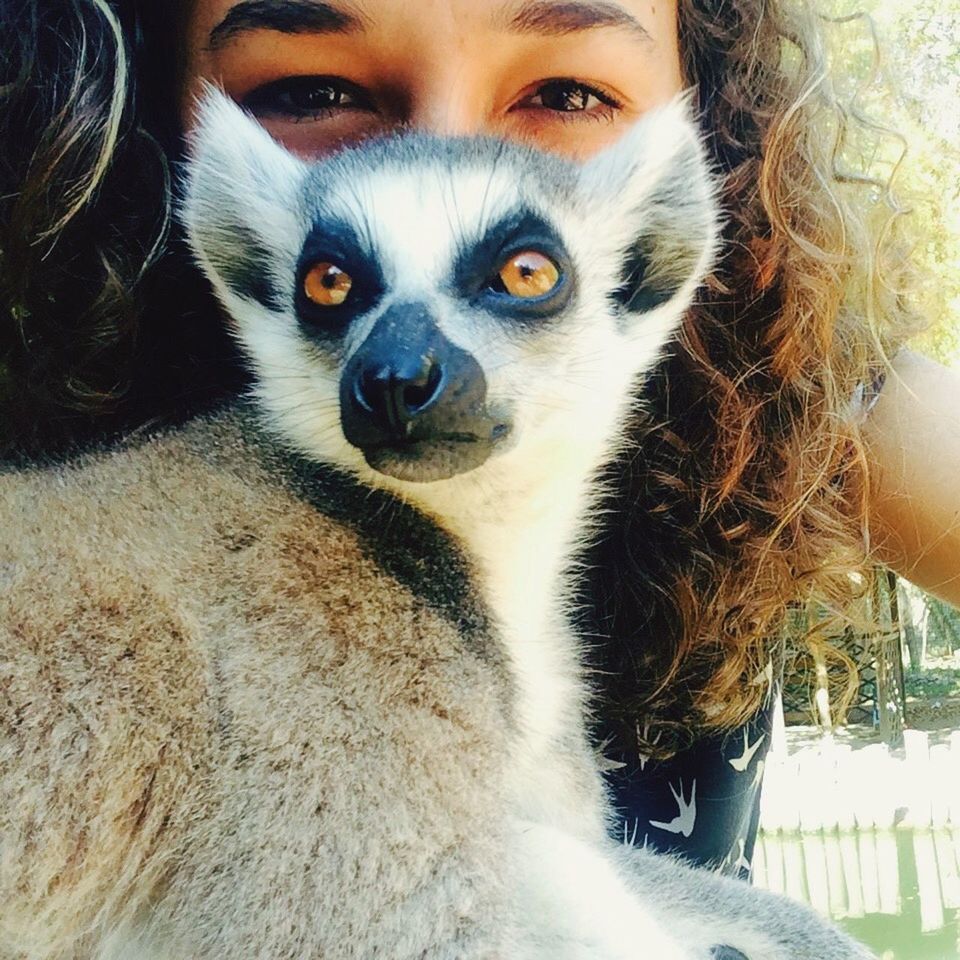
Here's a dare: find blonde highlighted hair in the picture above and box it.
[582,0,920,755]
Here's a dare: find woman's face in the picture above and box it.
[180,0,683,160]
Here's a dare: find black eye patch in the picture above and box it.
[612,244,679,314]
[295,218,386,344]
[205,223,290,314]
[451,210,575,323]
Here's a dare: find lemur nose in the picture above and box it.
[353,356,445,435]
[340,302,504,479]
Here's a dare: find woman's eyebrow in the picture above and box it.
[207,0,366,51]
[207,0,653,51]
[499,0,655,43]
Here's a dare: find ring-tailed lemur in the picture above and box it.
[0,90,873,960]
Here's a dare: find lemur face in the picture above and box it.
[183,90,717,500]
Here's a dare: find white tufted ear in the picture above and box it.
[181,85,309,313]
[578,94,720,320]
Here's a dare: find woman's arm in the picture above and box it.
[864,349,960,606]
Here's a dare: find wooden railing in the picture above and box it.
[756,726,960,933]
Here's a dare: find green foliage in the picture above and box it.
[924,594,960,653]
[904,666,960,699]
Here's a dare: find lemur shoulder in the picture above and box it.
[0,91,874,960]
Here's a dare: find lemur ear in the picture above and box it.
[181,85,308,313]
[578,95,719,317]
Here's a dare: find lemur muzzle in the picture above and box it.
[339,301,510,481]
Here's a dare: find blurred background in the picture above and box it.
[748,4,960,958]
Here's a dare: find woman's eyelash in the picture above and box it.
[523,79,624,113]
[240,75,623,123]
[242,76,373,118]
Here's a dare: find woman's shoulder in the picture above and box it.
[865,349,960,606]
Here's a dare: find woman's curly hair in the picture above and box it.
[581,0,920,756]
[0,0,242,454]
[0,0,921,754]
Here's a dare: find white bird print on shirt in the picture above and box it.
[728,728,765,773]
[716,838,754,878]
[622,819,650,851]
[650,779,697,837]
[753,657,774,706]
[636,719,661,772]
[733,838,752,875]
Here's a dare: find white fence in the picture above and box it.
[755,727,960,932]
[754,827,959,933]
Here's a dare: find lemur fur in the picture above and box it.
[0,91,874,960]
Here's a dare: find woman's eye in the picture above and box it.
[242,76,373,120]
[520,79,622,117]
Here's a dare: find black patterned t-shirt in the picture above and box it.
[603,690,777,881]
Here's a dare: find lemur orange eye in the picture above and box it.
[304,262,353,306]
[498,251,560,298]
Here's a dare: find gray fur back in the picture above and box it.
[0,405,876,959]
[1,406,516,958]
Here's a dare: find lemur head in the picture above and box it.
[183,90,718,519]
